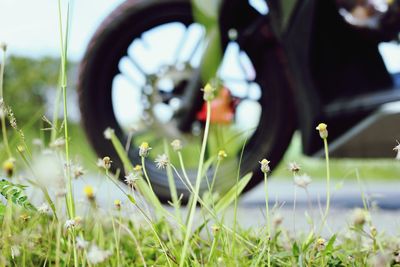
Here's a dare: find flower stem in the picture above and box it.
[0,47,12,159]
[264,172,271,267]
[319,137,330,232]
[141,157,154,192]
[179,101,211,267]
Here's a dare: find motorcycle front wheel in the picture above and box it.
[78,0,296,202]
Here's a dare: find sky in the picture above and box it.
[0,0,125,60]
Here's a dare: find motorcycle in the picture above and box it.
[78,0,400,201]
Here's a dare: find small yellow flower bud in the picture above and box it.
[217,150,227,161]
[17,145,25,153]
[316,123,328,139]
[211,225,220,236]
[370,226,377,237]
[316,238,326,251]
[139,142,151,157]
[20,214,30,222]
[102,156,112,169]
[114,199,122,210]
[84,185,95,201]
[259,159,270,173]
[3,158,15,177]
[202,83,216,101]
[133,165,142,172]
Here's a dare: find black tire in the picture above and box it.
[78,0,296,202]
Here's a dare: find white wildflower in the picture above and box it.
[125,166,142,186]
[293,174,312,189]
[87,245,112,265]
[64,219,76,229]
[352,208,369,226]
[0,42,7,51]
[72,164,85,179]
[50,137,65,149]
[38,203,51,214]
[76,236,89,250]
[171,139,183,151]
[33,153,65,189]
[11,245,20,259]
[154,154,169,169]
[97,157,112,170]
[103,127,114,140]
[32,138,44,148]
[288,162,301,173]
[394,141,400,160]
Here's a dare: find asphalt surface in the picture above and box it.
[64,176,400,234]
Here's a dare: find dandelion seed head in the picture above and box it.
[124,172,141,186]
[293,174,312,189]
[155,154,169,169]
[288,162,301,173]
[76,236,89,250]
[38,203,51,214]
[73,164,85,179]
[64,219,76,229]
[171,139,183,151]
[87,245,112,265]
[33,154,64,189]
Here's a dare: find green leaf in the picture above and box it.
[324,234,337,254]
[0,179,36,211]
[214,172,252,213]
[292,241,300,257]
[0,203,5,217]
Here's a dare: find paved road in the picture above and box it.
[65,176,400,234]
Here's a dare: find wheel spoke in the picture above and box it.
[187,28,205,63]
[173,26,190,65]
[127,53,148,77]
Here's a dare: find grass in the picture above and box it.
[1,2,400,266]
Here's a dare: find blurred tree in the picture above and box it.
[3,56,60,125]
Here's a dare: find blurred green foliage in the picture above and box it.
[3,56,59,124]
